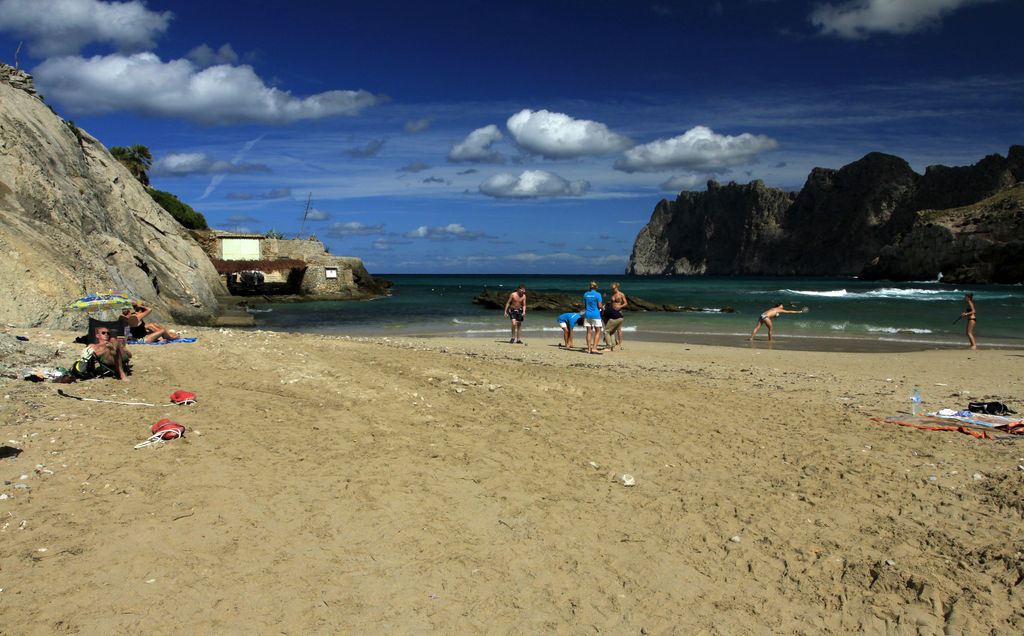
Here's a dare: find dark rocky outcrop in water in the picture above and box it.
[471,290,735,313]
[627,146,1024,283]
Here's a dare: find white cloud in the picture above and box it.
[404,118,432,134]
[810,0,989,39]
[506,252,627,266]
[226,187,293,200]
[324,222,387,238]
[398,161,431,173]
[0,0,171,57]
[660,174,709,191]
[372,238,411,251]
[151,152,270,176]
[447,124,504,163]
[33,53,385,125]
[403,223,489,241]
[344,138,387,158]
[506,109,633,159]
[305,208,330,221]
[479,170,590,199]
[614,126,780,173]
[187,43,239,67]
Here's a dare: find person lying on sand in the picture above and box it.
[749,302,805,341]
[120,303,179,342]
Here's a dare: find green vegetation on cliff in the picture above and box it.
[149,189,209,230]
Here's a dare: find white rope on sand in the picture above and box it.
[56,389,154,406]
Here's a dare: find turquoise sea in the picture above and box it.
[243,275,1024,352]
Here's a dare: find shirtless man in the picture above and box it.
[88,326,130,381]
[749,302,804,341]
[503,284,526,344]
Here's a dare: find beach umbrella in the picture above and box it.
[66,290,143,312]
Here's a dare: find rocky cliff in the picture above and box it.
[0,63,228,329]
[627,146,1024,283]
[860,185,1024,283]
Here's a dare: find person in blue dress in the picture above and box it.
[583,281,604,354]
[557,311,583,349]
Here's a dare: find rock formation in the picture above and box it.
[861,185,1024,283]
[470,290,728,313]
[0,63,227,329]
[627,146,1024,283]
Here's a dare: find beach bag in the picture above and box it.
[170,390,197,405]
[135,419,185,449]
[71,349,102,380]
[152,419,185,440]
[968,401,1017,415]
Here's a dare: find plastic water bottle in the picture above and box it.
[123,324,132,341]
[911,388,921,416]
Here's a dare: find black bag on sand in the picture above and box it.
[968,401,1018,416]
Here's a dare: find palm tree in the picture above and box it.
[110,144,153,186]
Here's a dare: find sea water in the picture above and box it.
[243,275,1024,352]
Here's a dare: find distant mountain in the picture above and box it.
[626,146,1024,284]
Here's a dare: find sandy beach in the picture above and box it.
[1,327,1022,633]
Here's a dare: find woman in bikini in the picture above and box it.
[960,293,977,349]
[120,303,179,342]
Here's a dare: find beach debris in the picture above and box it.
[973,473,984,480]
[730,536,742,543]
[588,461,599,469]
[620,474,636,486]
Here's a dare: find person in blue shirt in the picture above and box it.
[583,281,604,354]
[557,311,583,349]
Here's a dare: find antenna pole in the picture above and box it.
[296,192,312,239]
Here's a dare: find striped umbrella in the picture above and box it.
[67,290,143,312]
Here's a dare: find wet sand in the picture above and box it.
[1,327,1022,633]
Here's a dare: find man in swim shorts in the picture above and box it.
[504,284,526,344]
[749,301,804,341]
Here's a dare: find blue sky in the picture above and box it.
[1,0,1022,274]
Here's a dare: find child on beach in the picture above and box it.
[749,302,805,341]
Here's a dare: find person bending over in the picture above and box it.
[557,311,583,349]
[749,302,803,341]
